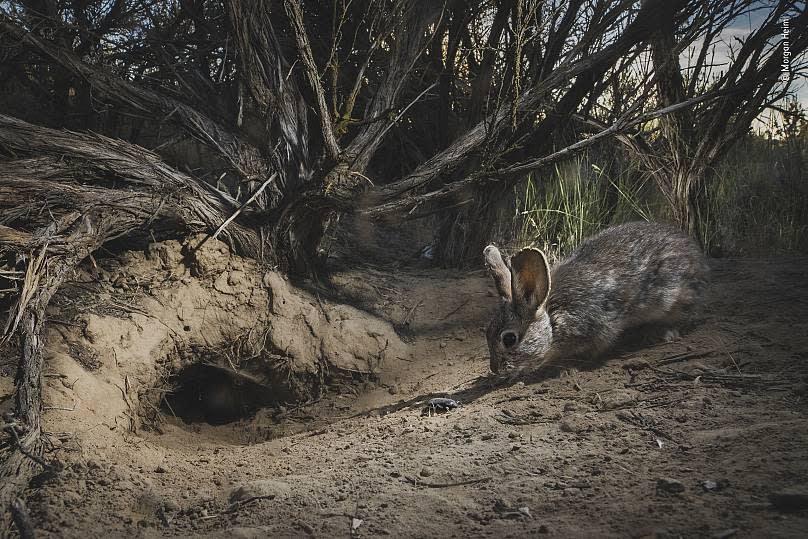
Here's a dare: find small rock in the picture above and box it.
[656,477,685,495]
[228,270,246,286]
[419,467,433,478]
[538,524,549,534]
[213,272,234,294]
[229,480,292,503]
[155,465,167,474]
[559,415,589,434]
[702,480,719,491]
[769,489,808,512]
[388,385,399,395]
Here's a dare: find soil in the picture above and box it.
[2,241,808,538]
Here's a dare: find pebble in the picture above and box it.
[559,415,588,434]
[229,479,292,502]
[702,480,719,491]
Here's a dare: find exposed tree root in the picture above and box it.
[0,114,264,534]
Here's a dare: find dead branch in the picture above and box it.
[0,115,261,257]
[284,0,341,162]
[0,16,270,185]
[361,90,724,218]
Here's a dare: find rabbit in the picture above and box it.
[483,221,708,374]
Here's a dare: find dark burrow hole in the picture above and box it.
[162,365,281,425]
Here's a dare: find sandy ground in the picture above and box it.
[2,250,808,538]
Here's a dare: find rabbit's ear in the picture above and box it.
[510,248,551,319]
[483,245,512,300]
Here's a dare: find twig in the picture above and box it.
[403,475,491,488]
[43,400,77,412]
[315,292,332,323]
[657,349,715,365]
[440,298,471,320]
[402,300,423,326]
[375,82,438,144]
[212,173,278,241]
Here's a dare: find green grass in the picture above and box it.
[515,153,654,260]
[514,132,807,259]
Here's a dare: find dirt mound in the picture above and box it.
[35,236,411,453]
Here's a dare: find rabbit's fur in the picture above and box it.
[484,221,708,374]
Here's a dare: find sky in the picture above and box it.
[693,2,807,106]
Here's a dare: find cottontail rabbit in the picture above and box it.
[484,221,708,374]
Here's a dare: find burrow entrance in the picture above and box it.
[161,364,287,425]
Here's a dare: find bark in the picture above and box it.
[284,0,341,162]
[1,256,72,534]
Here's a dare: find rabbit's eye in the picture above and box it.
[501,331,518,348]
